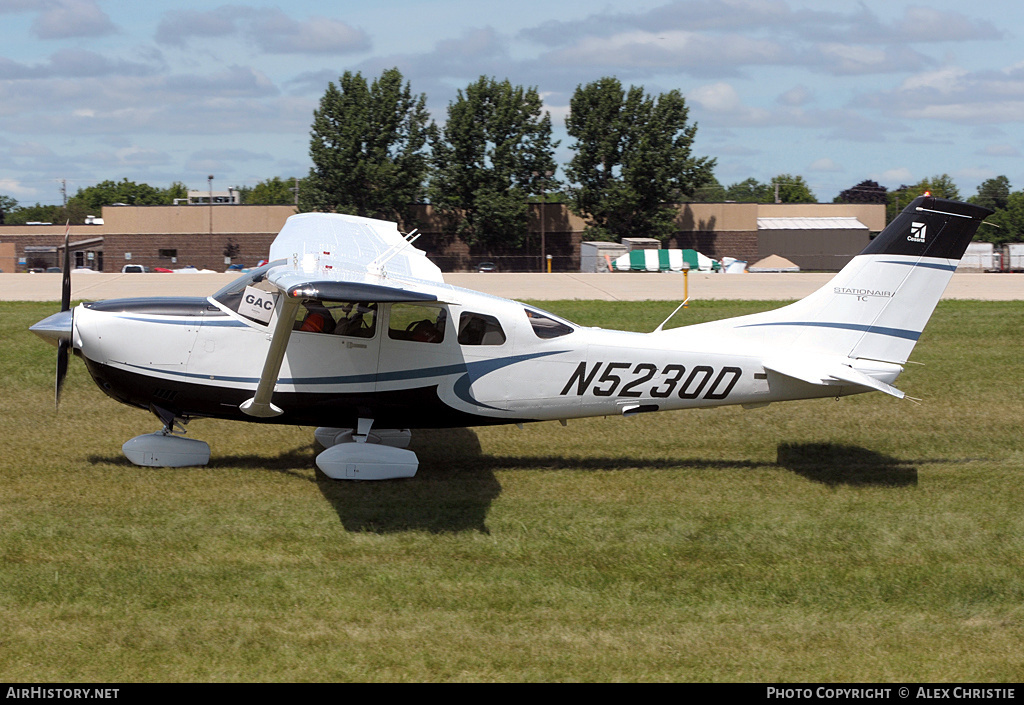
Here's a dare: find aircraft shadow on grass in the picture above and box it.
[775,442,918,487]
[314,427,500,534]
[85,428,498,535]
[312,437,923,534]
[88,434,919,534]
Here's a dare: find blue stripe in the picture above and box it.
[738,321,921,341]
[879,260,958,272]
[116,315,246,327]
[121,350,567,391]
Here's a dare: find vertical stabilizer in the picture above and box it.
[681,196,993,365]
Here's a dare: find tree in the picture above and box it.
[982,190,1024,244]
[724,178,773,203]
[0,194,17,224]
[429,76,559,250]
[69,179,187,213]
[770,174,816,203]
[564,77,715,241]
[3,201,89,226]
[920,173,960,201]
[223,237,241,262]
[684,177,727,202]
[300,68,434,228]
[834,179,887,204]
[238,176,303,205]
[887,174,960,222]
[970,176,1011,212]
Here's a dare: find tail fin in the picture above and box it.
[686,196,992,367]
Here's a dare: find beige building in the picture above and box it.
[0,201,885,273]
[0,241,15,273]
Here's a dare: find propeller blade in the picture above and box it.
[56,338,69,409]
[61,221,71,312]
[56,221,72,408]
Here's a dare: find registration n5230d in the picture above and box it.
[559,362,742,400]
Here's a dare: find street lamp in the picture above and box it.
[533,170,554,272]
[208,175,214,268]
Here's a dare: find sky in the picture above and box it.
[1,0,1023,206]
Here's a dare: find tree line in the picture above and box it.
[0,180,187,226]
[831,175,1022,245]
[2,68,1020,246]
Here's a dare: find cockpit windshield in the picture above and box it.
[210,260,285,324]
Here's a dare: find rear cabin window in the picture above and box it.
[294,300,377,338]
[524,308,574,339]
[388,304,447,344]
[458,312,506,346]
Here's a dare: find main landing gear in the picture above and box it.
[314,420,418,480]
[120,407,416,480]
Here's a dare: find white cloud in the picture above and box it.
[545,29,791,75]
[155,7,370,55]
[981,143,1021,157]
[690,82,743,112]
[875,168,914,185]
[0,177,36,197]
[31,0,116,39]
[808,157,841,172]
[777,85,812,107]
[858,62,1024,125]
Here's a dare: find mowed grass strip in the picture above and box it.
[1,299,1022,682]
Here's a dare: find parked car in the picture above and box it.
[121,264,146,273]
[46,267,62,273]
[476,261,497,273]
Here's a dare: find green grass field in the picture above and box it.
[2,299,1023,682]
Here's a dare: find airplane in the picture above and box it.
[30,195,991,480]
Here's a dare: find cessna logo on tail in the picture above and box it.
[908,222,927,243]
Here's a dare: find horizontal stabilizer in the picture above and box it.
[763,357,905,399]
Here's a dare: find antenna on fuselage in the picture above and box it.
[654,298,690,333]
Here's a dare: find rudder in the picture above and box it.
[688,196,993,365]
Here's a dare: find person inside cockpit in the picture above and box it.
[298,300,336,333]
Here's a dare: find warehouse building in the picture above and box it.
[0,201,885,274]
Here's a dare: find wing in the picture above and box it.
[240,212,447,418]
[268,212,444,289]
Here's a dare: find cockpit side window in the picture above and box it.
[458,312,506,346]
[294,300,377,337]
[524,307,574,339]
[388,304,447,344]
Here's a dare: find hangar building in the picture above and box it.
[0,201,885,274]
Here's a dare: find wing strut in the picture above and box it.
[240,294,302,418]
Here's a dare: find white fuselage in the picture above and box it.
[70,277,877,430]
